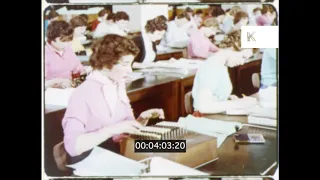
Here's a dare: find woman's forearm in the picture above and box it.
[73,126,114,156]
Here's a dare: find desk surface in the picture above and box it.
[157,48,184,55]
[197,115,277,176]
[45,74,181,114]
[126,74,179,94]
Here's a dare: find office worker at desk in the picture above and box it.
[44,10,59,38]
[160,12,193,49]
[187,17,219,59]
[132,15,168,64]
[93,13,117,39]
[91,9,109,31]
[93,11,130,38]
[70,16,87,54]
[192,30,256,115]
[62,34,165,163]
[219,6,242,34]
[45,21,85,90]
[256,6,276,26]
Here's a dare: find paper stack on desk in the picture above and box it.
[45,88,75,107]
[67,147,148,176]
[125,72,144,83]
[134,157,209,180]
[133,58,203,76]
[246,86,277,127]
[178,115,242,147]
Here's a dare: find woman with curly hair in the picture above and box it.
[192,30,256,115]
[62,34,165,165]
[132,15,168,64]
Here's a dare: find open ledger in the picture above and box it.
[66,146,209,178]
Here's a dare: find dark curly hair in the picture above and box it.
[89,34,140,70]
[115,11,130,21]
[145,15,168,33]
[47,20,73,43]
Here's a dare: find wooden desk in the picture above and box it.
[44,74,181,176]
[156,48,185,61]
[229,53,263,97]
[197,115,277,176]
[177,73,196,117]
[126,74,180,121]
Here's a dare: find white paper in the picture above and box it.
[45,88,75,107]
[67,147,148,176]
[248,115,277,127]
[125,72,145,83]
[247,105,277,119]
[178,115,242,147]
[258,86,277,109]
[140,157,208,176]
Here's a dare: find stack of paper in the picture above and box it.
[125,72,145,83]
[141,157,208,176]
[45,88,75,107]
[246,86,277,127]
[67,147,148,176]
[133,59,203,76]
[178,115,242,147]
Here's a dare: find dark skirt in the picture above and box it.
[67,138,120,165]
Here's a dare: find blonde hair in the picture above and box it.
[219,30,241,51]
[202,17,219,28]
[219,30,258,53]
[229,6,242,16]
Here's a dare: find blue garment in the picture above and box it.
[44,20,49,36]
[261,48,277,87]
[192,51,233,110]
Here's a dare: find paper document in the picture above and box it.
[258,86,277,109]
[178,115,242,147]
[247,105,277,119]
[125,72,144,83]
[133,59,204,70]
[140,157,208,177]
[67,147,148,176]
[45,88,75,107]
[248,115,277,127]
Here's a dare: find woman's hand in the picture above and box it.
[81,66,93,75]
[108,120,142,135]
[45,78,73,89]
[137,108,165,126]
[228,94,239,101]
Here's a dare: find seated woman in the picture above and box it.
[69,16,88,55]
[62,34,165,164]
[160,12,193,49]
[44,10,59,36]
[192,30,256,116]
[91,9,109,31]
[194,10,204,28]
[219,6,242,34]
[249,7,262,26]
[187,17,219,59]
[231,11,249,31]
[256,5,276,26]
[260,48,277,88]
[45,20,86,89]
[93,13,117,39]
[132,15,168,65]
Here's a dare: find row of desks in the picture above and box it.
[44,54,265,176]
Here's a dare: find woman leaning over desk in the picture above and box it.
[62,34,165,164]
[45,21,86,90]
[132,15,168,65]
[192,30,257,117]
